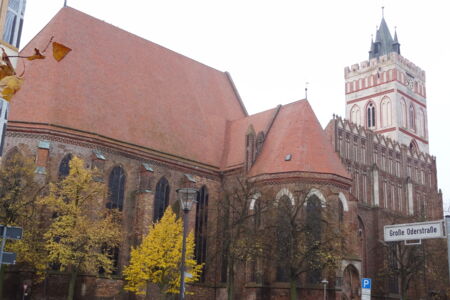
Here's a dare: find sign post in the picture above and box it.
[446,216,450,283]
[361,278,371,300]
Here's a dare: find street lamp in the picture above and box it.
[321,279,328,300]
[177,188,198,300]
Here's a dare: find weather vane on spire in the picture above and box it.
[305,82,309,100]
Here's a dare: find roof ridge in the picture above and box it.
[247,104,282,171]
[225,72,248,117]
[22,7,231,76]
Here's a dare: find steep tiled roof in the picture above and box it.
[10,7,246,168]
[248,100,350,179]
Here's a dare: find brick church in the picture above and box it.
[1,6,445,300]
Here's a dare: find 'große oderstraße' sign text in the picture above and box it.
[384,220,445,242]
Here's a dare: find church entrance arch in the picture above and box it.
[342,264,360,300]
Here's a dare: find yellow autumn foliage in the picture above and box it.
[0,75,23,101]
[52,42,72,62]
[0,152,48,279]
[123,207,203,296]
[40,156,122,275]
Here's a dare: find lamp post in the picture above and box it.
[321,279,328,300]
[177,188,198,300]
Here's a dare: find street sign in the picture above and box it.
[362,278,371,289]
[361,278,371,300]
[1,252,16,264]
[384,220,445,242]
[0,226,23,240]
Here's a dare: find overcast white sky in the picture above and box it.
[20,0,450,210]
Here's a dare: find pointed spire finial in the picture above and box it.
[64,0,67,7]
[382,6,384,18]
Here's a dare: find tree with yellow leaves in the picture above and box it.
[123,207,203,299]
[0,152,45,300]
[40,156,121,300]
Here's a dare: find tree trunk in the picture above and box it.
[289,278,298,300]
[67,269,77,300]
[0,264,4,300]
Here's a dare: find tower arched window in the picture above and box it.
[400,98,407,128]
[367,103,376,129]
[418,108,426,137]
[381,97,392,127]
[107,166,126,211]
[409,104,416,131]
[58,154,73,178]
[154,177,170,222]
[195,186,208,281]
[350,105,361,126]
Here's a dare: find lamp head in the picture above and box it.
[176,188,198,211]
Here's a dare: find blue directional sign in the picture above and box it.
[1,252,16,265]
[0,226,23,240]
[362,278,372,289]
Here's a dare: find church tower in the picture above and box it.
[344,15,429,153]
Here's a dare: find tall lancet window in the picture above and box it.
[400,98,407,128]
[409,104,416,131]
[107,166,126,211]
[2,0,26,48]
[276,195,292,282]
[195,186,208,281]
[350,105,361,126]
[381,97,392,127]
[154,177,170,222]
[367,103,376,128]
[306,195,322,283]
[58,154,73,178]
[417,108,425,137]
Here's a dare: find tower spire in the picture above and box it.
[369,11,399,59]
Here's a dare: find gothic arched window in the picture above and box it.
[276,195,292,282]
[381,97,392,127]
[338,200,344,224]
[409,104,416,131]
[255,131,265,156]
[245,129,256,171]
[367,103,376,128]
[417,108,426,137]
[154,177,170,222]
[306,195,322,283]
[195,186,208,281]
[400,98,407,128]
[58,154,73,178]
[107,166,126,211]
[350,105,361,126]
